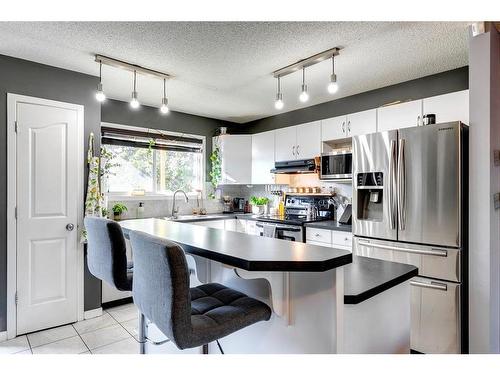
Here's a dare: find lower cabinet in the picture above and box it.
[305,227,353,252]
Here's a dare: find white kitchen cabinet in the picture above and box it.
[295,121,321,159]
[321,115,347,141]
[275,121,321,162]
[347,109,377,137]
[305,227,353,252]
[224,219,237,232]
[216,135,252,185]
[422,90,469,125]
[321,109,376,142]
[306,240,334,248]
[275,126,297,162]
[252,130,276,184]
[194,220,226,229]
[246,220,258,236]
[377,100,423,132]
[236,218,247,233]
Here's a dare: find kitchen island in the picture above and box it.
[120,218,415,354]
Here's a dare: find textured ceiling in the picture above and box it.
[0,22,469,123]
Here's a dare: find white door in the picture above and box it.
[377,100,423,132]
[15,98,82,334]
[347,109,377,137]
[251,130,275,184]
[321,115,347,141]
[422,90,469,125]
[275,126,297,162]
[296,121,321,159]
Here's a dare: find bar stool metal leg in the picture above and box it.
[139,312,147,354]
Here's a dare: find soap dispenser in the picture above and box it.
[137,202,145,219]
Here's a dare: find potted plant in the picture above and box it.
[250,196,270,215]
[112,203,128,221]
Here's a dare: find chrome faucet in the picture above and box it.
[171,189,189,219]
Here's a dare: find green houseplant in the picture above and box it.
[250,196,270,215]
[112,203,128,221]
[208,146,221,199]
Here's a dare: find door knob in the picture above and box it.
[66,223,75,231]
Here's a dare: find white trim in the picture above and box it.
[84,308,103,320]
[6,94,85,339]
[0,331,7,343]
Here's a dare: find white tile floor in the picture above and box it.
[0,303,199,354]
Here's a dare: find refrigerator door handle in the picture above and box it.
[357,239,448,257]
[397,139,406,230]
[389,140,397,230]
[410,280,448,291]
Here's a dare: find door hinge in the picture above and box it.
[14,121,18,133]
[15,292,18,305]
[14,206,17,219]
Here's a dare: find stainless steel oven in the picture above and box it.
[320,151,352,180]
[256,222,303,242]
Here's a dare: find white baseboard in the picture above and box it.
[84,308,103,320]
[0,331,7,343]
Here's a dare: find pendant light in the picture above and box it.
[327,55,339,94]
[160,78,169,114]
[95,61,106,102]
[274,76,284,110]
[299,67,309,103]
[130,70,140,109]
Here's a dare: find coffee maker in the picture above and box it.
[233,197,245,212]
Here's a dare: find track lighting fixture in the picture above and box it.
[299,67,309,103]
[327,55,339,94]
[130,70,140,109]
[271,47,341,109]
[160,78,169,114]
[274,76,284,110]
[95,62,106,102]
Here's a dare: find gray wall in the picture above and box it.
[244,67,468,134]
[101,99,231,179]
[468,28,500,353]
[0,54,102,331]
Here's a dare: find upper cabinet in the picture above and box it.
[275,121,321,162]
[377,100,423,132]
[346,109,377,137]
[422,90,469,125]
[321,109,377,142]
[252,130,276,184]
[216,135,252,185]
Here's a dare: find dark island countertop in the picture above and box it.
[120,218,352,272]
[343,256,418,304]
[304,220,352,233]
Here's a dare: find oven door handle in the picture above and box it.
[256,222,302,232]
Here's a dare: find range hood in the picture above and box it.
[270,159,317,174]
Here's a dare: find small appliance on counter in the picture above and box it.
[233,197,245,212]
[222,196,233,213]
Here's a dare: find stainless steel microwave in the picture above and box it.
[320,151,352,180]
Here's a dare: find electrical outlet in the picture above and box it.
[494,150,500,167]
[494,193,500,210]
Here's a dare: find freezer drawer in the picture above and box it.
[410,276,461,354]
[354,237,461,282]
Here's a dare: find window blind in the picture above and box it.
[101,126,203,153]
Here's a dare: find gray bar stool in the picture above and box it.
[129,230,272,354]
[84,217,133,291]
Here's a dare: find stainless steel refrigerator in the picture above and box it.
[352,121,468,354]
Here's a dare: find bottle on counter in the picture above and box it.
[244,200,250,214]
[278,197,285,217]
[137,202,144,219]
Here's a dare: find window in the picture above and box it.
[102,125,204,195]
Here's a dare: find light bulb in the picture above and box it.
[274,93,284,110]
[299,90,309,103]
[130,91,140,109]
[327,81,338,94]
[160,98,169,114]
[95,89,106,102]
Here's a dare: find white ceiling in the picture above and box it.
[0,22,469,123]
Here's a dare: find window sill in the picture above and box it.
[106,193,204,201]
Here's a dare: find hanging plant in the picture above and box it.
[148,138,156,155]
[208,146,221,199]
